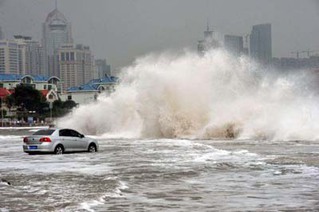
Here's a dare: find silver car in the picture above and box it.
[23,128,99,154]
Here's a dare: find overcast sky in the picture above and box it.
[0,0,319,69]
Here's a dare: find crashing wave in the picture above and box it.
[57,49,319,141]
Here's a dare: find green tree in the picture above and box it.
[53,99,63,108]
[10,84,47,113]
[63,100,77,109]
[51,99,77,117]
[5,95,15,109]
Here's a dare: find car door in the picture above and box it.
[69,130,87,151]
[59,129,77,152]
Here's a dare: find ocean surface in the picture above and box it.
[0,128,319,211]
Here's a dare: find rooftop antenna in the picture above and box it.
[55,0,58,10]
[205,0,214,34]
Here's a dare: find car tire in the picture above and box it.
[88,144,97,153]
[54,145,64,155]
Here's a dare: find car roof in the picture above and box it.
[47,128,58,131]
[48,128,69,130]
[48,128,83,133]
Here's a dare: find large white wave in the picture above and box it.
[57,49,319,140]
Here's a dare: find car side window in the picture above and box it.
[59,129,71,137]
[59,129,82,138]
[69,130,81,137]
[59,130,64,136]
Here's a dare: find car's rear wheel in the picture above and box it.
[54,145,64,155]
[88,144,97,153]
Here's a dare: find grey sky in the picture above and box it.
[0,0,318,69]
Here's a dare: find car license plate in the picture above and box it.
[29,146,38,150]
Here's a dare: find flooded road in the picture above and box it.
[0,129,319,211]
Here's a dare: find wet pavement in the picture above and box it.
[0,129,319,211]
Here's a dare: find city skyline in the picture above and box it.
[0,4,109,92]
[0,0,319,68]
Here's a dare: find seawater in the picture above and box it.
[58,49,319,141]
[0,129,319,211]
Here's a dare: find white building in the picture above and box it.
[14,35,45,76]
[0,40,19,74]
[60,75,118,105]
[15,36,44,76]
[0,36,44,76]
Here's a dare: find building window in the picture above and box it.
[70,52,75,61]
[68,95,72,100]
[44,85,47,90]
[66,52,70,61]
[48,85,52,90]
[61,52,65,61]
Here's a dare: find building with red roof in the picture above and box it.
[0,88,11,99]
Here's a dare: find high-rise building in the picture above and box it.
[95,59,111,78]
[15,37,27,75]
[14,35,44,75]
[26,40,45,76]
[0,36,44,75]
[250,23,272,64]
[224,35,244,56]
[198,24,220,55]
[42,4,73,77]
[58,44,94,91]
[0,40,19,74]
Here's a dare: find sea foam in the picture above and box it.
[57,49,319,141]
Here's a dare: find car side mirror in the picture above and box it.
[80,134,85,138]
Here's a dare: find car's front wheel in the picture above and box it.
[54,145,64,155]
[88,144,97,153]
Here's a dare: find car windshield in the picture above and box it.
[33,129,55,136]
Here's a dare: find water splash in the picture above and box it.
[57,49,319,140]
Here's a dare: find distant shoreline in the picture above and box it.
[0,126,50,130]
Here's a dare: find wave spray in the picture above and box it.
[57,49,319,140]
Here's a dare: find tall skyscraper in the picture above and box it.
[26,40,45,76]
[224,35,244,56]
[42,2,73,77]
[58,44,94,91]
[14,35,44,75]
[198,24,220,55]
[250,23,272,64]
